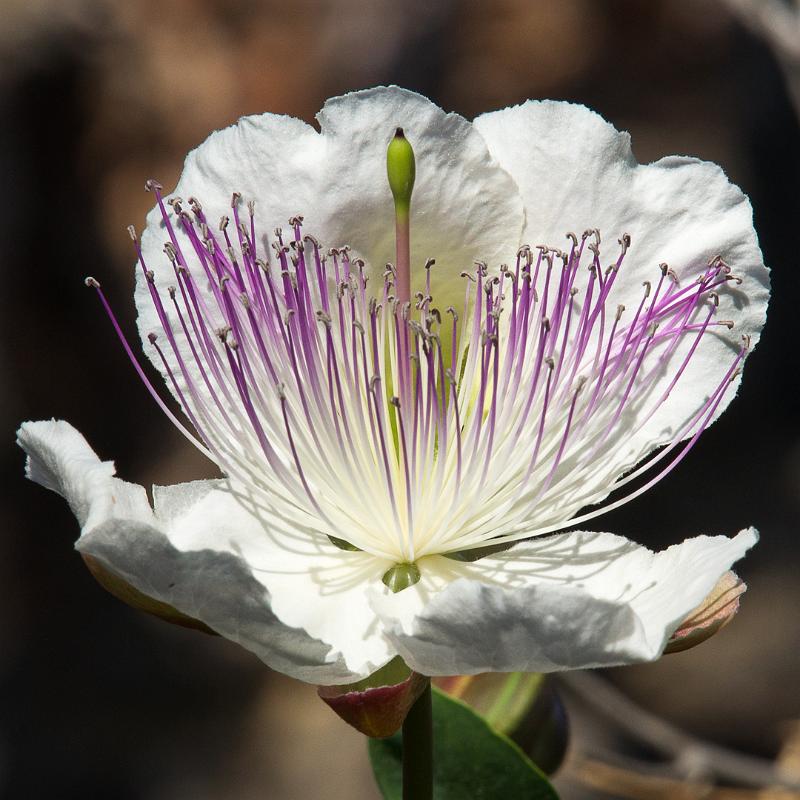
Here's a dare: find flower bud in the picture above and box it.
[435,672,568,775]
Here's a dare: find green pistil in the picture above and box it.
[387,127,415,304]
[387,127,415,214]
[382,561,421,593]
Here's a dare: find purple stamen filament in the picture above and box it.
[88,192,748,564]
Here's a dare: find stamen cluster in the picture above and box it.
[87,182,747,565]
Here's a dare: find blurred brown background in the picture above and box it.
[1,1,798,798]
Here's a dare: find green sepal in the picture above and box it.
[339,656,412,693]
[318,658,427,739]
[82,554,215,634]
[328,535,361,552]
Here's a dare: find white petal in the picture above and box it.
[150,480,396,683]
[136,86,523,401]
[17,419,147,529]
[315,88,523,301]
[474,101,769,469]
[17,419,394,684]
[373,528,757,675]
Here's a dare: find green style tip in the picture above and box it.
[387,128,416,213]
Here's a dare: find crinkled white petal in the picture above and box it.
[17,419,396,685]
[19,419,149,529]
[371,528,757,675]
[19,421,759,681]
[136,86,523,406]
[474,101,769,481]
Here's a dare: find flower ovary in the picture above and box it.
[382,562,421,593]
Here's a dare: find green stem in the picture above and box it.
[402,681,433,800]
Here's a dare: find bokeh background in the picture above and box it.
[1,1,798,798]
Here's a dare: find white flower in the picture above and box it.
[18,87,768,684]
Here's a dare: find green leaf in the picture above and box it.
[435,673,568,776]
[369,686,560,799]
